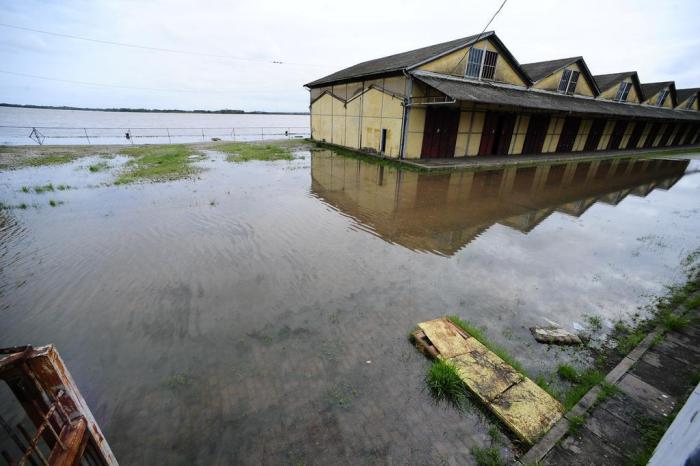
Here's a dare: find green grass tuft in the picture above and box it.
[567,415,585,435]
[88,161,109,172]
[661,312,690,331]
[116,145,202,184]
[685,294,700,310]
[470,446,505,466]
[425,359,466,407]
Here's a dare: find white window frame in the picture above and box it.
[656,89,669,107]
[686,95,696,110]
[464,45,497,81]
[558,68,579,95]
[614,81,632,102]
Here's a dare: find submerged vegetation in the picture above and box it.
[470,446,505,466]
[425,359,466,408]
[116,145,203,184]
[88,161,110,172]
[219,142,297,162]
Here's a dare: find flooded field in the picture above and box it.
[1,145,699,464]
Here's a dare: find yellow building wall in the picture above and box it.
[309,78,407,158]
[620,121,636,149]
[417,39,527,87]
[508,114,529,155]
[637,123,652,148]
[598,77,640,103]
[572,119,593,152]
[533,62,595,97]
[598,120,616,150]
[542,117,565,153]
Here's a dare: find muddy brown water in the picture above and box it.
[1,148,699,464]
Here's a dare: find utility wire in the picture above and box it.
[0,22,326,67]
[0,69,289,95]
[451,0,509,74]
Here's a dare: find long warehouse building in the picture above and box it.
[305,31,700,159]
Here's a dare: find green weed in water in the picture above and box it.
[567,415,585,435]
[425,359,466,407]
[89,161,109,172]
[470,446,505,466]
[219,142,296,162]
[116,145,203,184]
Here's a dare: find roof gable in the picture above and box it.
[521,57,599,95]
[641,82,677,106]
[676,88,699,109]
[593,72,643,102]
[305,32,492,88]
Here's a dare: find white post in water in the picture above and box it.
[84,128,91,145]
[167,128,171,144]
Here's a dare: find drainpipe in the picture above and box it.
[400,70,413,160]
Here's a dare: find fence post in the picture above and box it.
[233,128,236,141]
[261,127,264,141]
[201,129,205,142]
[167,128,171,144]
[84,128,91,145]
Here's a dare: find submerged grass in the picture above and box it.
[425,359,467,408]
[218,142,296,162]
[88,161,110,172]
[116,145,202,184]
[470,446,505,466]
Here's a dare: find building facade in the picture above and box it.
[305,32,700,159]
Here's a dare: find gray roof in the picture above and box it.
[305,32,493,88]
[412,72,700,122]
[593,72,636,92]
[677,88,700,104]
[520,57,581,82]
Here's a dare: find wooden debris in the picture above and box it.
[411,317,564,445]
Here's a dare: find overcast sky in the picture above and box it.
[1,0,698,112]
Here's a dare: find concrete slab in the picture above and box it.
[632,353,694,398]
[617,374,676,417]
[584,406,644,455]
[545,427,629,465]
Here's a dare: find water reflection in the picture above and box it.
[310,150,690,256]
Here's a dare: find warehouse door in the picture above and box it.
[421,107,460,158]
[556,116,581,153]
[584,119,606,152]
[479,112,516,156]
[643,122,662,148]
[671,123,689,146]
[607,120,628,150]
[521,114,550,154]
[626,122,645,150]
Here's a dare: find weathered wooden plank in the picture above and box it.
[418,318,472,359]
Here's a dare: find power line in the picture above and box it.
[451,0,509,73]
[0,69,293,95]
[0,22,326,68]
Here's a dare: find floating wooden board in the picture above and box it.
[412,317,563,445]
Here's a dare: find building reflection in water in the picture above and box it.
[309,150,690,256]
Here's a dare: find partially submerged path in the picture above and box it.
[521,293,700,465]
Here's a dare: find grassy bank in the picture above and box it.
[116,145,204,184]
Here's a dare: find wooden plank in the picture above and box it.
[47,417,88,466]
[451,352,522,403]
[490,378,563,445]
[417,318,471,359]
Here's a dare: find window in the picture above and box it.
[656,89,669,106]
[614,81,632,102]
[686,95,697,110]
[465,47,498,80]
[557,69,580,95]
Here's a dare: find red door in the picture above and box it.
[521,114,550,154]
[556,117,581,153]
[607,120,627,150]
[479,112,516,156]
[421,107,460,158]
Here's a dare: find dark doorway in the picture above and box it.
[479,112,517,156]
[607,120,628,150]
[643,122,662,148]
[584,119,606,152]
[556,117,581,153]
[421,107,460,158]
[380,128,387,154]
[657,123,675,147]
[627,122,645,150]
[521,114,550,154]
[682,124,700,145]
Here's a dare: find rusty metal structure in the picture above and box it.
[0,345,117,466]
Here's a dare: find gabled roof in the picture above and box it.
[593,71,644,102]
[520,57,599,95]
[305,31,531,88]
[640,81,677,105]
[410,71,700,122]
[676,88,699,107]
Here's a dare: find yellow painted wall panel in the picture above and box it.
[405,132,423,159]
[408,107,426,133]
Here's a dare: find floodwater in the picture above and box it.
[0,106,310,145]
[1,147,699,464]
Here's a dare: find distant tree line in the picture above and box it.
[0,103,309,115]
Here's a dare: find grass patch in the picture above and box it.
[585,315,603,332]
[470,446,505,466]
[556,364,606,410]
[627,415,673,466]
[23,154,77,167]
[219,142,296,162]
[567,415,585,435]
[88,161,109,172]
[661,311,690,331]
[34,183,55,193]
[685,294,700,310]
[116,145,202,184]
[425,359,466,407]
[48,199,64,207]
